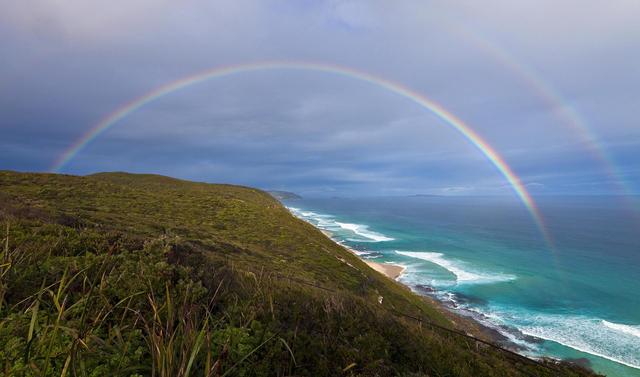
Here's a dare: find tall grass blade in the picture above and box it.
[184,317,208,377]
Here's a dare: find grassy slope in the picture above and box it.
[0,171,598,376]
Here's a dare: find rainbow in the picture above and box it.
[50,60,554,246]
[455,28,638,200]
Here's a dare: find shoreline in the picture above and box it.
[319,230,408,281]
[318,228,527,350]
[364,260,407,280]
[293,208,616,374]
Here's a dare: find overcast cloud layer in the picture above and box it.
[1,0,639,196]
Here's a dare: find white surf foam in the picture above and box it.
[288,207,334,227]
[335,222,394,242]
[469,306,640,370]
[602,320,640,339]
[520,315,640,369]
[287,207,394,242]
[401,268,640,371]
[395,251,516,284]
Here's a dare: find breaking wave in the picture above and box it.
[395,250,516,284]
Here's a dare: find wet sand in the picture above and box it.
[364,260,406,280]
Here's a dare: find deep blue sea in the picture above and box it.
[284,196,640,377]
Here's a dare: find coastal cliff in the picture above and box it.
[0,171,598,376]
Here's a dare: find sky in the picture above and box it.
[1,0,639,197]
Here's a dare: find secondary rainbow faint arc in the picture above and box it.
[50,60,554,245]
[458,29,636,196]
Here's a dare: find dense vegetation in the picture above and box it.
[0,171,598,376]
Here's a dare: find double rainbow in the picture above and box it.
[50,60,554,246]
[464,30,632,191]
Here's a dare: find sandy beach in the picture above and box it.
[319,229,407,280]
[316,226,519,348]
[364,260,406,280]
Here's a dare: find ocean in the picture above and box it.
[284,195,640,377]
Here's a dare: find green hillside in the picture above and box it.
[0,171,598,376]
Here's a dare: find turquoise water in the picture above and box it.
[285,196,640,377]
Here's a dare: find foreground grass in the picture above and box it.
[0,171,598,376]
